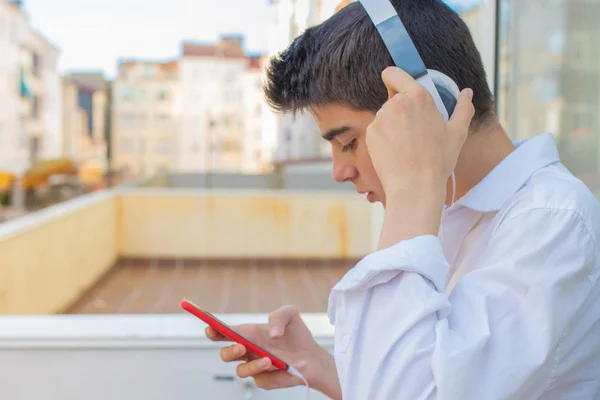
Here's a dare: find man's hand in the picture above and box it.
[366,66,475,248]
[206,305,342,399]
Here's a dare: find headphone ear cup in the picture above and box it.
[427,69,460,117]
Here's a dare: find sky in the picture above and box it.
[23,0,270,78]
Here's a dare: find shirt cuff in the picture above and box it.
[332,234,449,293]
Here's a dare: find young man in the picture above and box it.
[207,1,600,398]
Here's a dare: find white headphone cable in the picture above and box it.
[288,366,310,400]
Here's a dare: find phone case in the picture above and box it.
[181,299,289,372]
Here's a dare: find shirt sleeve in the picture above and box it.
[331,208,599,400]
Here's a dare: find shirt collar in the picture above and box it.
[455,132,561,213]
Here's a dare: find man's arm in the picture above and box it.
[333,207,598,399]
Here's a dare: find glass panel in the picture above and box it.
[497,0,600,196]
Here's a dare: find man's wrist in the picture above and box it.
[309,348,342,399]
[379,184,446,250]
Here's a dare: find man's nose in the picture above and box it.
[332,162,358,183]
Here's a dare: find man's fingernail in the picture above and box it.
[260,358,271,368]
[270,326,282,337]
[233,344,242,355]
[464,88,473,100]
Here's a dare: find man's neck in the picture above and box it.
[446,119,516,205]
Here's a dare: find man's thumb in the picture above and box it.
[268,305,299,338]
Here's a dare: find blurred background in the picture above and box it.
[0,0,598,398]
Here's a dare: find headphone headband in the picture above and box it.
[358,0,459,121]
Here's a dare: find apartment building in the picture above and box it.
[0,0,62,173]
[111,60,180,179]
[62,73,108,184]
[26,29,62,162]
[0,0,29,174]
[178,35,249,173]
[242,54,268,173]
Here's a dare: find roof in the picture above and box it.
[182,35,247,59]
[65,72,108,92]
[116,59,179,79]
[248,54,263,70]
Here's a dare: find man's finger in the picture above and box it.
[447,88,475,142]
[268,305,299,338]
[236,357,273,379]
[381,66,421,99]
[206,326,232,342]
[254,370,303,390]
[220,343,248,362]
[206,324,248,342]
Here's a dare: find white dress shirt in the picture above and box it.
[328,133,600,400]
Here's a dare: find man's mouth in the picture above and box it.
[366,192,375,203]
[358,190,376,203]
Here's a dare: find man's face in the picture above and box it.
[310,103,386,206]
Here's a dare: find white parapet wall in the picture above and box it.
[0,313,335,400]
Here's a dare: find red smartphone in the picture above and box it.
[181,298,290,372]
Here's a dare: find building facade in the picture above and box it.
[0,1,29,174]
[111,60,180,179]
[62,73,108,184]
[498,0,600,183]
[178,35,249,173]
[243,54,269,173]
[22,28,62,163]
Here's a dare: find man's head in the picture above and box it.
[264,0,495,205]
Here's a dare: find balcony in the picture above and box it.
[0,186,381,399]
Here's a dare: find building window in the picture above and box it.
[165,70,176,80]
[138,89,149,101]
[120,115,134,127]
[29,136,40,163]
[571,33,592,68]
[31,95,40,118]
[32,52,40,77]
[137,114,148,126]
[121,87,133,101]
[570,109,594,137]
[157,115,169,127]
[10,20,18,44]
[143,65,154,78]
[120,138,133,152]
[157,90,169,101]
[156,139,170,153]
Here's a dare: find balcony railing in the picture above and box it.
[0,186,382,398]
[0,313,334,399]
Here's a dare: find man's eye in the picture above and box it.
[341,139,357,152]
